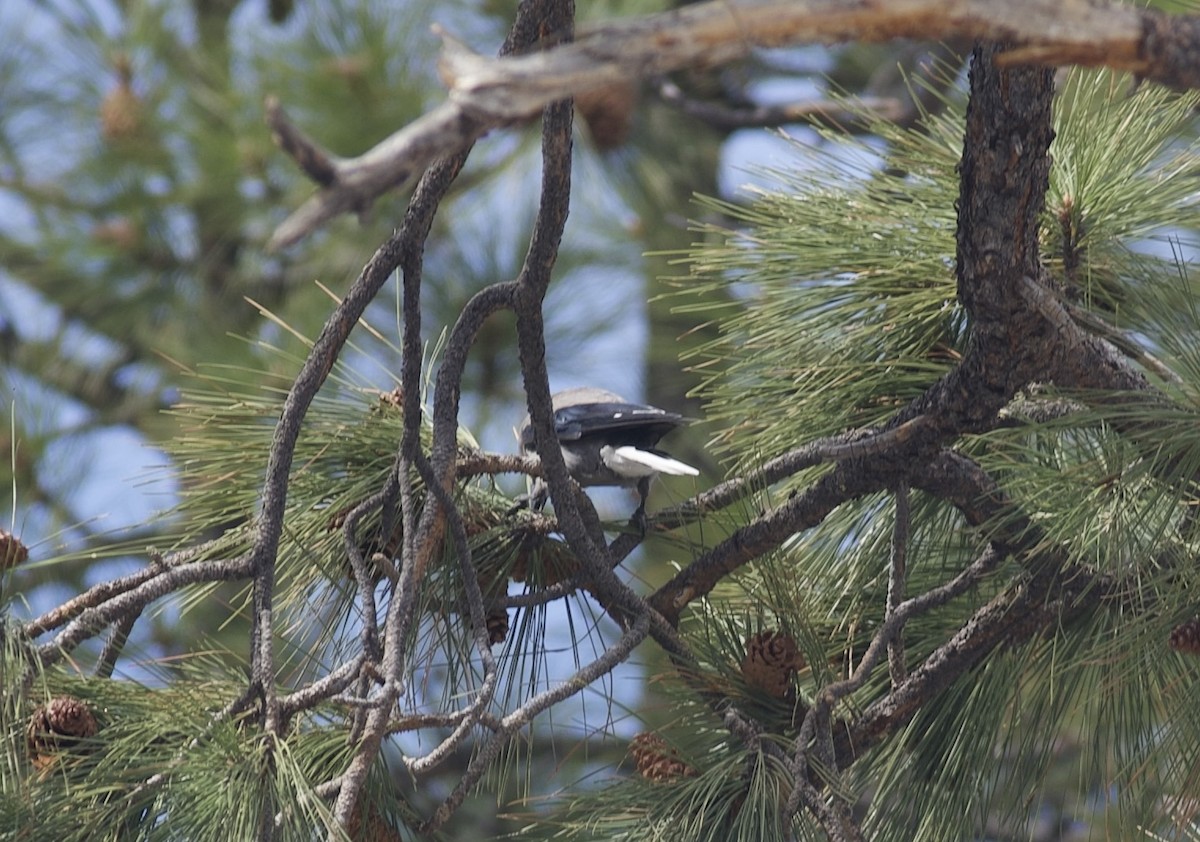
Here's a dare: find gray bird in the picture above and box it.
[517,387,699,517]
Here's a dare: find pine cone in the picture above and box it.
[1170,618,1200,655]
[509,537,530,583]
[100,56,142,142]
[91,217,142,251]
[26,696,98,771]
[509,532,581,588]
[575,80,637,150]
[0,528,29,569]
[323,54,371,83]
[376,388,404,410]
[486,609,509,646]
[740,630,805,698]
[541,547,581,587]
[347,806,403,841]
[628,732,696,783]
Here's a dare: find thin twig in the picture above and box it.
[786,544,1005,818]
[37,555,254,666]
[24,539,220,638]
[839,560,1112,773]
[94,607,142,679]
[848,545,1002,699]
[402,451,500,777]
[341,491,386,661]
[1061,293,1184,385]
[654,77,908,129]
[886,483,910,687]
[277,653,368,721]
[419,613,650,834]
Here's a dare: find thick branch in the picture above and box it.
[648,458,904,626]
[268,0,1200,247]
[839,561,1112,765]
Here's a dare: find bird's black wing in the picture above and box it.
[553,402,685,441]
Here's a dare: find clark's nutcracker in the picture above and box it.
[517,387,699,517]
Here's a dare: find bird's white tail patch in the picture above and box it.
[609,446,699,477]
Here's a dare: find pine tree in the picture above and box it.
[7,1,1200,840]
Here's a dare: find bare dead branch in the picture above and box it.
[265,96,338,187]
[886,483,909,687]
[266,0,1200,248]
[267,101,488,250]
[23,541,210,638]
[36,554,254,667]
[653,78,908,130]
[94,607,142,679]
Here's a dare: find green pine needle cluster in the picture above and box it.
[13,55,1200,840]
[2,318,590,837]
[0,650,419,842]
[160,325,592,707]
[548,69,1200,840]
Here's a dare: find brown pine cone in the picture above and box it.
[100,56,142,142]
[540,545,581,587]
[1170,618,1200,655]
[26,696,98,771]
[0,528,29,569]
[509,532,580,588]
[740,630,805,698]
[376,387,403,410]
[91,217,142,251]
[486,609,509,646]
[347,806,403,841]
[628,732,696,783]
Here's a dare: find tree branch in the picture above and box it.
[328,0,571,832]
[36,554,254,667]
[886,483,909,687]
[653,78,908,130]
[267,0,1200,248]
